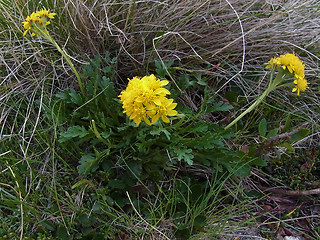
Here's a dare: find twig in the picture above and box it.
[258,121,310,157]
[220,233,268,240]
[259,215,320,226]
[259,185,320,196]
[264,122,311,143]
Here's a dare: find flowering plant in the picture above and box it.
[119,74,178,126]
[225,53,310,130]
[265,53,309,96]
[22,9,85,96]
[22,9,56,37]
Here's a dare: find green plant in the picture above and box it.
[225,53,310,130]
[35,54,264,239]
[54,55,262,181]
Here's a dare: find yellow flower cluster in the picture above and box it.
[119,74,178,126]
[22,8,56,37]
[265,53,309,96]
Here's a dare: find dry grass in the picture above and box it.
[1,0,319,123]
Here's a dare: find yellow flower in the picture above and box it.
[119,74,178,126]
[22,8,56,37]
[35,8,56,20]
[127,102,151,126]
[265,53,309,95]
[147,98,178,124]
[292,77,309,96]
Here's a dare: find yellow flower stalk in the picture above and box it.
[22,9,56,37]
[119,74,178,126]
[265,53,309,96]
[22,9,85,96]
[225,53,309,130]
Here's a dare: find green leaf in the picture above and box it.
[100,76,112,89]
[258,118,267,137]
[225,91,239,103]
[69,89,83,105]
[40,220,55,231]
[245,190,263,198]
[283,115,291,132]
[290,128,310,142]
[150,128,171,140]
[108,179,126,189]
[102,66,113,74]
[222,159,251,177]
[194,215,207,229]
[251,157,267,167]
[233,163,251,177]
[86,80,95,95]
[72,179,95,190]
[102,159,113,171]
[92,202,104,213]
[177,74,195,90]
[280,142,295,152]
[101,131,111,139]
[78,214,94,227]
[176,147,194,165]
[56,91,69,101]
[127,161,143,177]
[78,154,99,176]
[206,101,233,113]
[155,59,174,78]
[57,225,73,240]
[266,128,278,138]
[188,122,208,133]
[193,72,207,86]
[248,144,256,157]
[191,184,204,201]
[186,133,223,150]
[59,126,89,143]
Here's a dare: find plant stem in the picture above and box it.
[37,27,86,97]
[91,120,114,148]
[48,37,86,96]
[224,70,286,130]
[224,87,271,130]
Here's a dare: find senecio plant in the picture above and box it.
[20,9,309,183]
[22,8,85,96]
[225,53,310,130]
[118,74,178,126]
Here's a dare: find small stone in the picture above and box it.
[284,236,304,240]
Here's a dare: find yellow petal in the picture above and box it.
[144,117,151,126]
[133,118,141,126]
[161,116,170,123]
[160,80,169,86]
[152,114,160,123]
[153,98,162,106]
[167,110,178,116]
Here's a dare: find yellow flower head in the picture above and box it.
[265,53,309,95]
[119,74,178,126]
[36,8,56,20]
[22,8,56,37]
[292,77,309,96]
[146,98,178,124]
